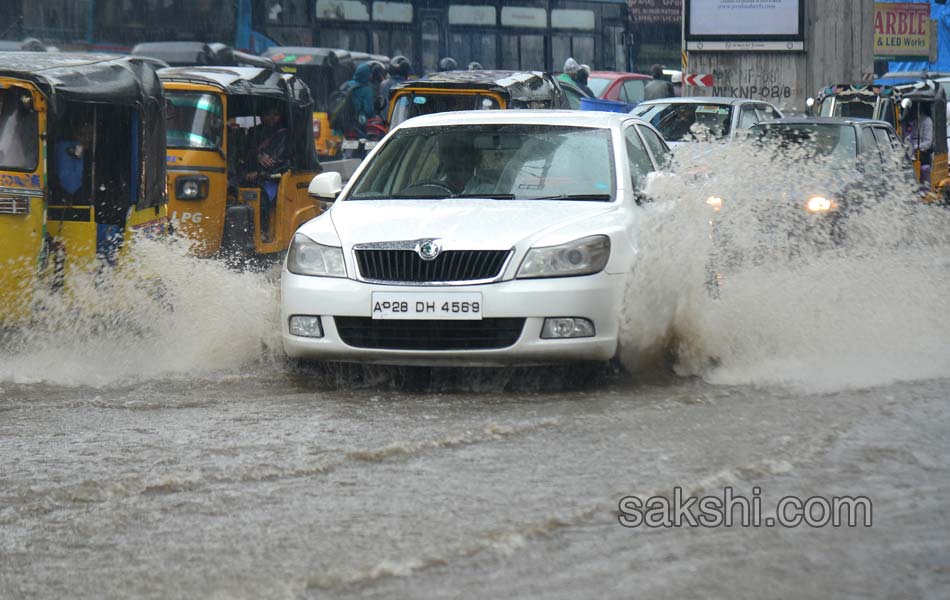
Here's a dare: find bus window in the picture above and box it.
[421,17,441,74]
[503,34,544,70]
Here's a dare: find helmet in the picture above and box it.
[367,60,387,84]
[389,55,411,77]
[563,57,580,75]
[438,57,458,71]
[468,61,483,71]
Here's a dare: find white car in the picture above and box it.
[630,97,783,145]
[281,110,670,366]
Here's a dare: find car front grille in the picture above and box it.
[334,317,525,350]
[355,249,510,283]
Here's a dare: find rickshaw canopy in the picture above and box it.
[392,70,564,107]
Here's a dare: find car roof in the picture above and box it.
[752,116,892,127]
[636,96,758,106]
[589,71,652,81]
[395,109,646,129]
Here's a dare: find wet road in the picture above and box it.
[2,368,948,599]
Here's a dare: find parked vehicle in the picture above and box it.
[0,52,168,325]
[158,66,322,260]
[588,71,652,105]
[281,110,671,366]
[630,97,783,145]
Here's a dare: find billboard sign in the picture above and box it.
[873,2,931,60]
[685,0,805,51]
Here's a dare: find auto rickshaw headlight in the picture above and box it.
[805,195,833,213]
[175,175,209,201]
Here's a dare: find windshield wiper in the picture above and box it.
[452,193,515,199]
[521,194,612,201]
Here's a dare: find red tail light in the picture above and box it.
[313,118,321,137]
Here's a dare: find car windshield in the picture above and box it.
[587,77,612,97]
[751,123,858,162]
[631,102,733,142]
[390,93,502,127]
[165,92,224,150]
[348,124,616,201]
[0,88,38,171]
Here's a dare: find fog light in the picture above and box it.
[289,315,323,338]
[541,318,595,339]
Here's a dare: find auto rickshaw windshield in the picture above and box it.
[165,91,224,150]
[0,88,39,171]
[390,93,501,127]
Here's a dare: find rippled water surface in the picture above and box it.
[2,142,950,598]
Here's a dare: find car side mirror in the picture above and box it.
[308,171,342,200]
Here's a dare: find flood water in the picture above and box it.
[2,143,950,598]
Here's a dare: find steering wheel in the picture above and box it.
[398,180,456,197]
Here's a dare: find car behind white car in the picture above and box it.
[281,110,670,366]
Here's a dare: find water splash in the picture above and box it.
[622,139,950,392]
[0,236,280,386]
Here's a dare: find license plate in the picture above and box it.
[371,292,483,320]
[341,140,359,150]
[364,141,377,150]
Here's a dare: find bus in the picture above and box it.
[14,0,633,73]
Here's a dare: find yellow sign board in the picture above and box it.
[874,2,931,59]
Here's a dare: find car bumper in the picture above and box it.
[280,271,625,366]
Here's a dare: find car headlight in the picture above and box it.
[517,235,610,279]
[175,175,209,201]
[286,234,346,277]
[805,195,834,213]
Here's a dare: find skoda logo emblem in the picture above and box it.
[417,240,441,261]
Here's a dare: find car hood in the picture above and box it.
[324,199,618,249]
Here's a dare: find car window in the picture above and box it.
[755,104,781,122]
[860,126,885,165]
[631,102,733,142]
[623,126,655,188]
[737,105,759,129]
[637,125,671,168]
[622,80,646,104]
[871,126,905,168]
[587,77,611,98]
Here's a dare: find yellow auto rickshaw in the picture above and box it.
[0,52,168,326]
[810,79,950,199]
[158,66,322,259]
